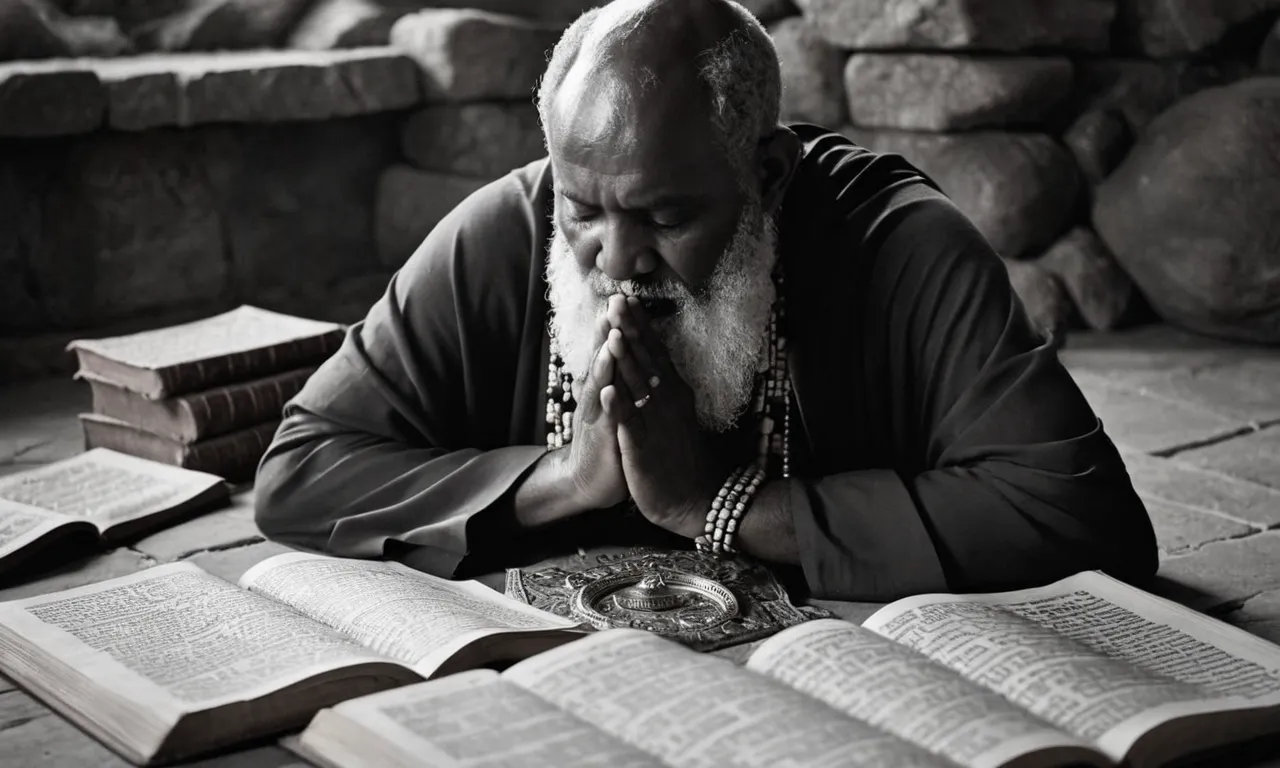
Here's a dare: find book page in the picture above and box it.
[314,670,664,767]
[68,305,343,370]
[746,619,1108,768]
[240,553,579,676]
[863,572,1280,761]
[0,449,224,528]
[0,498,73,560]
[504,628,958,768]
[0,563,397,711]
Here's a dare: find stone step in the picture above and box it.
[0,48,422,137]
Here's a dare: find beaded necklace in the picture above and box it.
[545,267,791,479]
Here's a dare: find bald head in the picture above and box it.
[536,0,782,186]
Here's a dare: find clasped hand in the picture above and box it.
[564,295,730,539]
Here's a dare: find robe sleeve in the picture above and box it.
[789,197,1159,601]
[253,173,548,579]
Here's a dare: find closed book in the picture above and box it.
[67,306,345,400]
[79,414,281,484]
[81,367,315,444]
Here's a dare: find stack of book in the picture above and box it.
[66,306,346,484]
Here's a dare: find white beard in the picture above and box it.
[545,203,779,433]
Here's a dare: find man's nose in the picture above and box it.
[594,220,659,281]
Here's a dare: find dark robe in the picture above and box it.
[254,125,1158,601]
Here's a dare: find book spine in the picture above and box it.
[179,370,312,441]
[182,422,281,484]
[155,331,343,398]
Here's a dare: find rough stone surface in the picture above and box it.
[0,148,58,334]
[0,0,70,61]
[843,54,1072,131]
[1003,258,1073,339]
[0,378,86,466]
[1060,323,1278,377]
[46,12,134,57]
[187,540,294,585]
[1121,450,1280,528]
[131,493,261,562]
[798,0,1115,53]
[1071,370,1247,454]
[1158,531,1280,612]
[1261,17,1280,74]
[1143,497,1257,555]
[288,0,411,49]
[1093,78,1280,344]
[202,115,399,296]
[1131,359,1280,426]
[375,164,487,268]
[401,102,544,179]
[1063,109,1132,187]
[1226,590,1280,645]
[0,64,104,137]
[94,48,422,131]
[130,0,312,52]
[740,0,797,23]
[390,9,562,101]
[844,128,1080,259]
[1114,0,1280,57]
[28,130,228,329]
[1038,227,1133,331]
[771,17,847,128]
[1178,427,1280,490]
[1059,58,1247,134]
[0,548,152,603]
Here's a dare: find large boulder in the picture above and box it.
[0,0,71,60]
[1114,0,1280,57]
[1093,77,1280,343]
[844,54,1072,131]
[1057,58,1250,134]
[738,0,796,23]
[844,128,1081,259]
[1062,109,1132,187]
[771,16,847,128]
[390,9,562,101]
[797,0,1115,53]
[1260,17,1280,74]
[1037,227,1133,330]
[131,0,312,51]
[1003,258,1074,340]
[401,102,545,178]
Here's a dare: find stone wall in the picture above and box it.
[3,0,1278,384]
[775,0,1280,344]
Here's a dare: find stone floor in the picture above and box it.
[1,322,1279,765]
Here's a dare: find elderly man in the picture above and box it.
[254,0,1157,600]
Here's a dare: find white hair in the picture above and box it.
[534,0,782,188]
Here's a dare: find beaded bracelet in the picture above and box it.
[695,462,767,556]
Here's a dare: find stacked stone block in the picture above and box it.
[773,0,1280,342]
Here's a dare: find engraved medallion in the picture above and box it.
[506,547,832,652]
[571,569,739,636]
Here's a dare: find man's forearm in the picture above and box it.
[509,448,595,529]
[667,480,801,564]
[734,480,801,564]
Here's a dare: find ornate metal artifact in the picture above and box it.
[506,548,830,652]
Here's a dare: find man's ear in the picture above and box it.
[756,126,802,214]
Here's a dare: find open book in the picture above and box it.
[295,570,1280,768]
[0,552,582,765]
[0,449,229,579]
